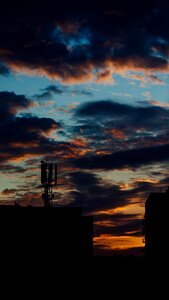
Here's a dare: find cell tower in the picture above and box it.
[41,161,57,207]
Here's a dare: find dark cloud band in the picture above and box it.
[0,0,169,82]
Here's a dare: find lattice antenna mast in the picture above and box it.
[41,161,57,207]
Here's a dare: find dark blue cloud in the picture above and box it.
[95,218,142,237]
[0,164,26,173]
[34,92,53,100]
[0,0,169,81]
[70,171,99,188]
[34,85,93,100]
[0,63,9,75]
[0,91,32,122]
[72,100,169,155]
[75,100,168,121]
[0,91,62,163]
[73,143,169,170]
[42,85,64,95]
[68,171,127,212]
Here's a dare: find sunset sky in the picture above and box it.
[1,0,169,255]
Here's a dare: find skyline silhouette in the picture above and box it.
[0,205,93,257]
[1,160,169,257]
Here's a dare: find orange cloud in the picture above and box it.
[8,62,39,76]
[106,129,126,139]
[135,178,159,184]
[6,55,169,85]
[148,74,165,85]
[43,141,92,160]
[95,69,115,84]
[149,100,169,108]
[47,137,92,159]
[7,153,40,163]
[15,193,43,207]
[8,61,95,84]
[105,57,169,76]
[9,142,39,148]
[1,189,17,195]
[97,203,144,217]
[95,220,115,227]
[129,74,146,82]
[129,73,165,87]
[5,51,169,85]
[41,123,59,137]
[95,150,112,155]
[94,234,143,251]
[62,148,91,159]
[70,137,89,147]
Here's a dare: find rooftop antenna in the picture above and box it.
[41,160,57,207]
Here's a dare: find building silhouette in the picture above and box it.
[0,205,93,257]
[144,189,169,257]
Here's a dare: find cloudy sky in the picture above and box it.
[1,0,169,255]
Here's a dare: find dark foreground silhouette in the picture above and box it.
[2,189,168,259]
[144,190,169,257]
[0,205,93,257]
